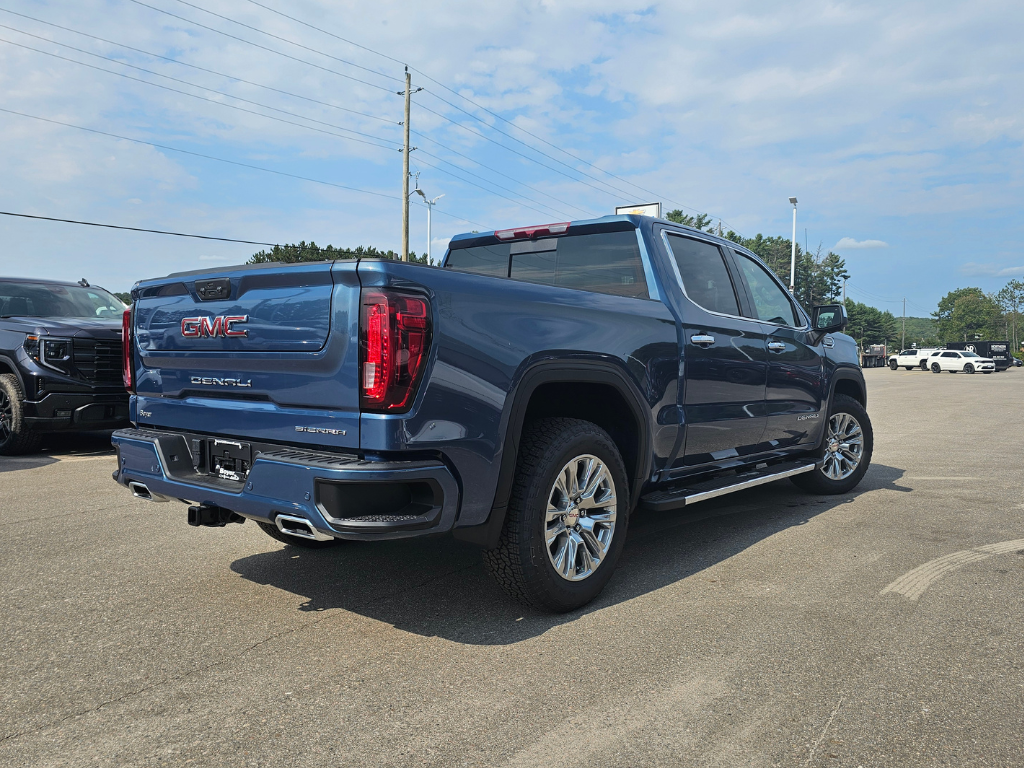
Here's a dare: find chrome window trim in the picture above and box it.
[634,229,661,302]
[659,229,755,324]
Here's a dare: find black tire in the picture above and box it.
[791,394,873,495]
[256,520,344,549]
[0,374,42,456]
[965,363,975,374]
[905,367,913,371]
[920,361,928,370]
[888,359,898,370]
[483,417,630,613]
[931,363,942,373]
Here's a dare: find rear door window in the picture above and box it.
[664,234,739,316]
[509,231,648,299]
[444,243,511,277]
[732,253,800,327]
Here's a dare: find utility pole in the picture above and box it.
[902,298,906,350]
[398,67,421,262]
[788,197,798,294]
[842,277,847,305]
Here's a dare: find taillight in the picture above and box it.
[359,289,431,412]
[121,306,134,392]
[494,222,570,240]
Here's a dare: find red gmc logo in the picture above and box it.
[181,315,249,338]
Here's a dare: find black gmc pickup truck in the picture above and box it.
[112,215,872,612]
[0,277,130,454]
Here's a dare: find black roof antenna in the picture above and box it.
[78,278,90,287]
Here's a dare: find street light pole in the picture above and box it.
[415,187,444,264]
[788,197,798,294]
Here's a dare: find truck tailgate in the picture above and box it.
[132,261,360,449]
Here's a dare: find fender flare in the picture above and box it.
[828,366,867,408]
[0,354,27,395]
[453,357,653,549]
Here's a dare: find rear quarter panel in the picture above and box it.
[357,260,678,529]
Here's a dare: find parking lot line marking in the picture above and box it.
[880,538,1024,600]
[904,477,988,481]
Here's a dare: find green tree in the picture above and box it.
[933,287,1003,341]
[664,210,716,232]
[844,299,898,346]
[113,292,132,305]
[995,278,1024,351]
[819,252,849,303]
[248,241,429,265]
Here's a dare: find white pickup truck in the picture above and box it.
[888,348,938,370]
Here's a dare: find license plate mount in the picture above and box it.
[208,438,252,482]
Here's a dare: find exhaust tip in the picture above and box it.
[275,514,334,542]
[128,481,168,503]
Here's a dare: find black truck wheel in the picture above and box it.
[964,363,975,374]
[920,361,928,370]
[931,363,942,373]
[792,394,873,495]
[256,521,344,549]
[483,417,629,613]
[0,374,42,456]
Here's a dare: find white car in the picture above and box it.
[928,349,996,374]
[888,348,939,370]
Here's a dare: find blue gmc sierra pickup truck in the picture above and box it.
[111,214,871,611]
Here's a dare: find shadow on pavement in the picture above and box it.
[0,431,114,473]
[230,463,908,646]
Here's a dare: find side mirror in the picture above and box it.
[812,304,847,333]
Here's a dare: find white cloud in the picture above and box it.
[834,237,890,250]
[959,262,1024,278]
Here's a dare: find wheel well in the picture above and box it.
[522,381,641,490]
[833,377,865,406]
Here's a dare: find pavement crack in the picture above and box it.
[806,693,844,765]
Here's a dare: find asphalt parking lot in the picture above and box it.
[2,367,1022,767]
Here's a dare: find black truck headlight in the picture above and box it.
[25,335,73,373]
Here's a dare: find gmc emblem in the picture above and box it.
[181,315,248,338]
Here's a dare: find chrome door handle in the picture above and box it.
[690,334,715,347]
[768,342,786,352]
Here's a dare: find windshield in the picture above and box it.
[962,351,981,358]
[0,281,126,319]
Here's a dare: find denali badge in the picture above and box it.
[797,413,820,421]
[295,426,347,436]
[190,376,252,387]
[181,315,248,338]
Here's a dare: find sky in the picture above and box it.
[0,0,1022,315]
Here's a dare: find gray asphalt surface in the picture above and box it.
[2,367,1022,767]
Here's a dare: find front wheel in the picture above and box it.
[483,418,629,613]
[791,394,873,495]
[965,363,975,374]
[931,363,942,373]
[0,374,42,456]
[889,359,898,370]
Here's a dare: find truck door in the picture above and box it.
[728,250,825,449]
[661,232,769,466]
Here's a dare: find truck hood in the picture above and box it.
[1,316,122,338]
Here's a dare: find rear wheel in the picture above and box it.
[905,367,913,370]
[920,361,929,370]
[256,521,344,549]
[931,362,942,373]
[0,374,42,456]
[792,394,873,495]
[483,418,629,613]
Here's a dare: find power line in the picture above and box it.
[0,210,278,245]
[126,0,397,93]
[0,7,397,125]
[164,0,401,83]
[233,0,718,219]
[0,107,490,230]
[2,36,572,218]
[0,36,401,152]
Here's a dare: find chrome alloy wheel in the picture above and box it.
[821,412,864,481]
[544,454,617,582]
[0,388,11,444]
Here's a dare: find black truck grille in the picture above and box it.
[73,338,123,385]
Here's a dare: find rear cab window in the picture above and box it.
[444,228,649,300]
